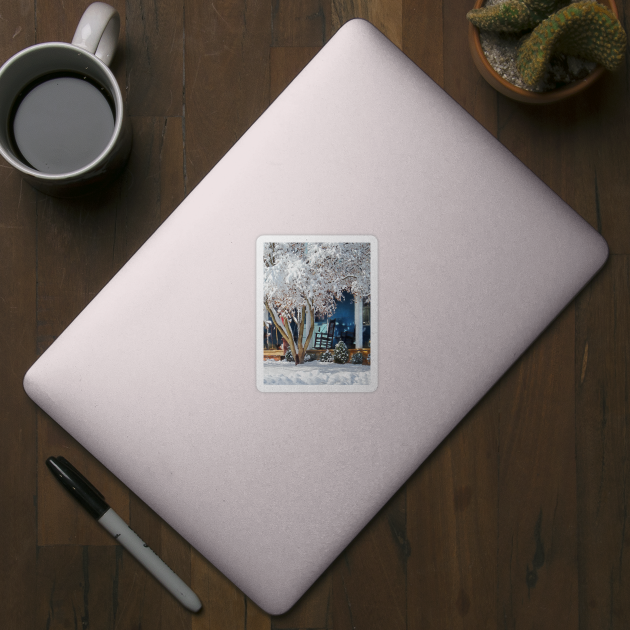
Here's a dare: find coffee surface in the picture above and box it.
[12,74,115,174]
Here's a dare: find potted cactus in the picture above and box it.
[467,0,627,102]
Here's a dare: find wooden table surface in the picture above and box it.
[1,0,629,628]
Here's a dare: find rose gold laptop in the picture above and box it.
[24,19,607,614]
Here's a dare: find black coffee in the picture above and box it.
[10,73,115,174]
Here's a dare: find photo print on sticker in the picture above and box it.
[256,235,377,393]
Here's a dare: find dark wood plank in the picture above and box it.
[0,0,35,55]
[126,0,183,117]
[443,0,497,131]
[407,393,499,629]
[497,305,578,628]
[189,585,269,630]
[247,599,272,630]
[491,16,628,627]
[330,486,407,630]
[331,0,402,48]
[190,549,248,630]
[0,133,38,630]
[36,0,121,44]
[270,47,321,103]
[402,0,444,88]
[488,37,628,630]
[576,256,630,629]
[0,5,39,629]
[271,0,331,47]
[582,72,630,254]
[159,117,187,219]
[34,188,121,354]
[184,0,272,192]
[36,545,118,630]
[575,0,630,254]
[271,573,332,629]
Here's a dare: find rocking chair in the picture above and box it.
[314,319,336,349]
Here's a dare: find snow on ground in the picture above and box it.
[263,360,371,386]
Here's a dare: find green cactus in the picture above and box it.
[467,0,568,33]
[517,1,627,85]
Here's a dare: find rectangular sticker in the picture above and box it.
[257,235,377,393]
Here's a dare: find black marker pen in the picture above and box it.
[46,456,202,612]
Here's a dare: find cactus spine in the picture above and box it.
[467,0,567,33]
[517,1,627,85]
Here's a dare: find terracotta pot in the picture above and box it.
[468,0,619,103]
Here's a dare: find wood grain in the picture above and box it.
[184,0,271,191]
[270,47,322,103]
[403,0,444,88]
[583,72,630,254]
[332,0,403,48]
[36,545,119,630]
[576,256,630,629]
[125,0,184,117]
[0,0,36,55]
[407,391,499,629]
[0,5,38,629]
[443,0,497,131]
[497,304,579,629]
[331,486,408,630]
[271,573,332,629]
[271,0,331,46]
[190,549,247,630]
[0,152,38,630]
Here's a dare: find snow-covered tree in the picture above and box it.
[263,241,371,364]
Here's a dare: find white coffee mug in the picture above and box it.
[0,3,132,197]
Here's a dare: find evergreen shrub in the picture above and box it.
[334,341,349,364]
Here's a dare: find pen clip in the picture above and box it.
[55,456,106,501]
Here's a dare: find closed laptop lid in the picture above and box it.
[24,19,607,614]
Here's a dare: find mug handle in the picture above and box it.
[71,2,120,67]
